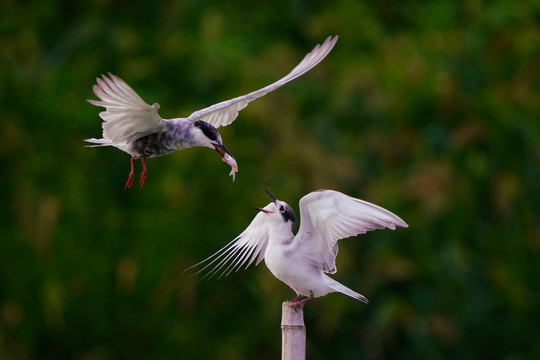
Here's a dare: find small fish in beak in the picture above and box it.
[222,153,238,181]
[213,143,238,181]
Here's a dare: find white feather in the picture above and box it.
[187,203,274,279]
[185,35,339,128]
[296,190,408,274]
[87,73,168,145]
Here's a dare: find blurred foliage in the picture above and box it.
[1,0,540,359]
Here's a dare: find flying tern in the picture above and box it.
[85,36,338,189]
[190,189,408,307]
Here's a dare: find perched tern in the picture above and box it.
[85,36,338,188]
[190,189,408,307]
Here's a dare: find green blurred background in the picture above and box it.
[2,0,539,359]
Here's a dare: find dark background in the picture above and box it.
[2,0,539,359]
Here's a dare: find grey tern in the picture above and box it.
[189,189,408,307]
[85,36,339,189]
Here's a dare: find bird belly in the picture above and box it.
[265,247,329,297]
[129,130,197,158]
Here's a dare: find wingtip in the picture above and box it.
[388,217,408,230]
[322,35,339,49]
[396,217,409,229]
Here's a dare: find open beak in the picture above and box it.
[264,189,278,204]
[251,189,278,213]
[251,206,274,214]
[252,189,280,213]
[213,143,238,181]
[213,143,232,157]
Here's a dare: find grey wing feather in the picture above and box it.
[187,203,274,279]
[87,73,168,145]
[295,190,408,274]
[185,35,338,128]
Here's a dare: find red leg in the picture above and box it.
[294,291,314,309]
[140,158,148,189]
[125,158,135,189]
[290,294,303,302]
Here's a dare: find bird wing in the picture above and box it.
[295,190,408,274]
[187,203,275,279]
[88,73,169,145]
[185,35,338,128]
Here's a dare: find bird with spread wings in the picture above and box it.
[86,36,339,188]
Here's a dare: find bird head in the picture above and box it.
[252,189,296,227]
[193,120,238,180]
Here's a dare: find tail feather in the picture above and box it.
[324,275,368,303]
[84,138,112,147]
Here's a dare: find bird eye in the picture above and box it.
[279,206,284,212]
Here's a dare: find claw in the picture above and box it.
[292,291,314,309]
[140,158,148,189]
[140,171,147,189]
[125,158,135,189]
[125,176,134,189]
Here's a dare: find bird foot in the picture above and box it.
[125,174,134,189]
[140,170,147,189]
[289,295,303,302]
[291,292,314,311]
[125,158,135,190]
[139,158,148,189]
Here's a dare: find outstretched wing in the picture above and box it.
[187,203,275,279]
[87,73,169,145]
[185,35,338,128]
[295,190,408,274]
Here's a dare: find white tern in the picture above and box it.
[190,189,408,307]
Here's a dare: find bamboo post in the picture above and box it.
[281,301,306,360]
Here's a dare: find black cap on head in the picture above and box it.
[279,204,296,225]
[194,120,220,142]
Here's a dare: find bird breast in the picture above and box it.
[265,244,326,297]
[265,244,294,277]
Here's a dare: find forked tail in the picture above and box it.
[84,138,112,147]
[324,275,368,304]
